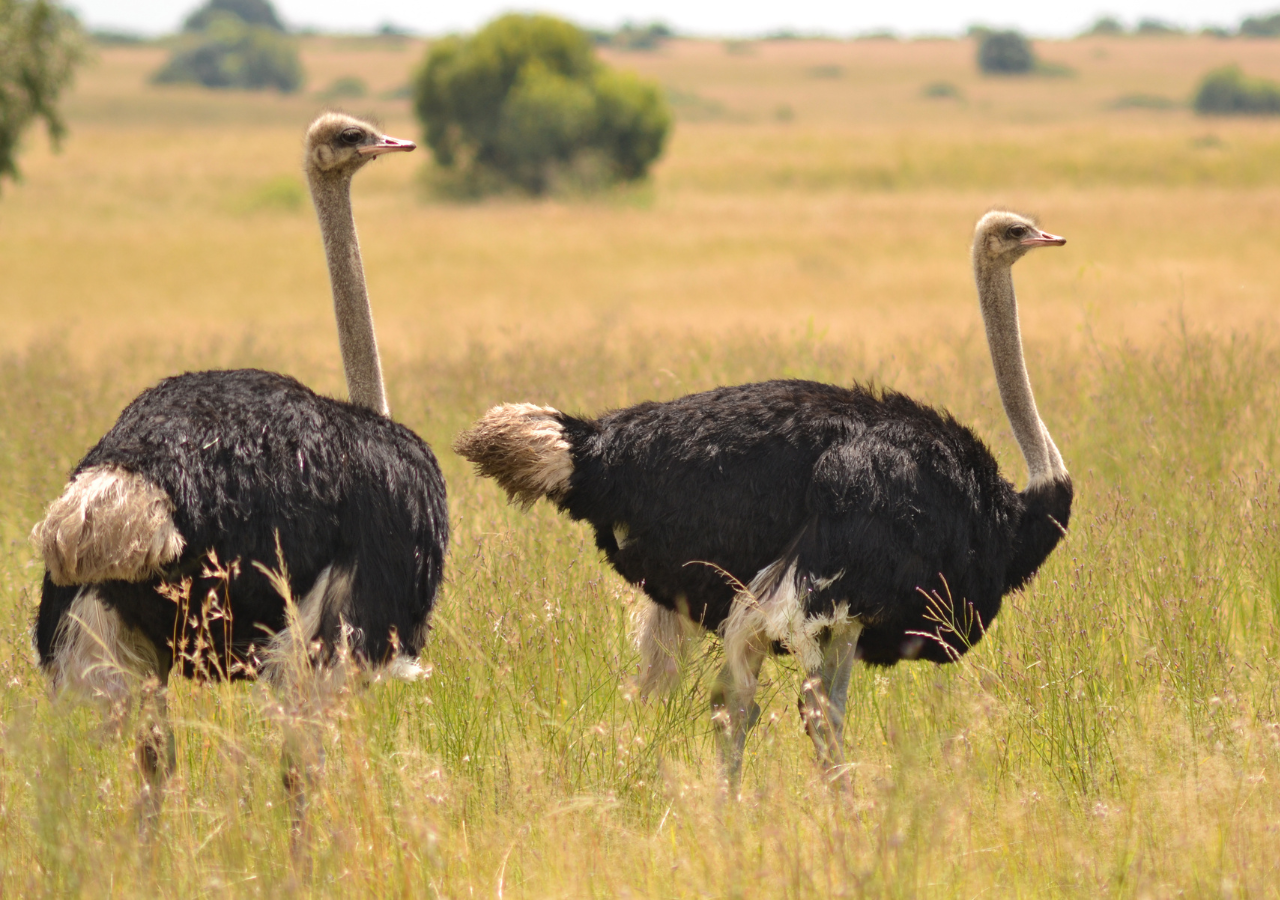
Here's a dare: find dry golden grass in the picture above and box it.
[4,34,1280,897]
[2,36,1279,377]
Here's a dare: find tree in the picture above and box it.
[610,22,673,51]
[183,0,284,32]
[413,13,671,195]
[977,30,1035,75]
[1081,16,1125,36]
[153,10,301,92]
[1134,18,1182,36]
[1240,12,1280,37]
[0,0,83,187]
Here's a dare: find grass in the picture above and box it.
[6,327,1280,895]
[2,32,1280,897]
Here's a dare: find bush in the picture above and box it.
[1108,92,1179,110]
[922,81,961,99]
[90,29,146,45]
[611,22,672,51]
[153,12,301,92]
[0,0,84,187]
[413,13,671,195]
[977,30,1035,74]
[183,0,283,32]
[1193,65,1280,115]
[1081,16,1125,36]
[319,75,365,100]
[1135,18,1183,36]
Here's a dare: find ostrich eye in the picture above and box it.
[1007,225,1028,239]
[340,128,363,146]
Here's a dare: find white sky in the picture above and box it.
[67,0,1277,39]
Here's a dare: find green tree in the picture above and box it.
[1081,16,1125,36]
[413,13,671,195]
[977,30,1035,74]
[1240,12,1280,37]
[153,11,301,92]
[0,0,83,187]
[183,0,284,32]
[1135,18,1182,35]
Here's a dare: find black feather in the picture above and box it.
[35,368,448,678]
[555,379,1070,665]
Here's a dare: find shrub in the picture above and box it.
[90,29,145,45]
[1081,16,1125,36]
[413,13,671,195]
[1193,65,1280,115]
[1108,92,1179,110]
[319,75,365,100]
[0,0,84,187]
[977,30,1035,74]
[1135,18,1183,36]
[922,81,961,99]
[183,0,283,32]
[610,22,672,51]
[153,12,302,92]
[807,64,843,79]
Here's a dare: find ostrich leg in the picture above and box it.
[136,657,175,827]
[710,643,766,793]
[281,714,324,853]
[799,621,863,776]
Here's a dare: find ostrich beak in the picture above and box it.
[1020,229,1066,247]
[358,134,416,157]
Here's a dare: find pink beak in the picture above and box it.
[358,134,416,157]
[1020,229,1066,247]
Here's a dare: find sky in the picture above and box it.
[68,0,1279,39]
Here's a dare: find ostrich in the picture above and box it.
[454,210,1071,785]
[31,113,448,823]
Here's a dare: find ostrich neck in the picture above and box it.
[309,172,389,416]
[975,258,1065,487]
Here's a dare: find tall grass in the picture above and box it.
[3,325,1280,895]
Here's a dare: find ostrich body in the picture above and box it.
[455,211,1071,782]
[32,114,447,818]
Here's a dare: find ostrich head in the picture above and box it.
[305,112,415,177]
[972,210,1065,268]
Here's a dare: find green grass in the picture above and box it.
[4,325,1280,895]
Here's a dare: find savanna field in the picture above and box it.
[4,32,1280,896]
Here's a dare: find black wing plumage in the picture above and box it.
[35,368,448,677]
[556,378,1037,664]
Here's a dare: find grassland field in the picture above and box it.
[2,32,1280,896]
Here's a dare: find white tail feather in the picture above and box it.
[453,404,573,507]
[34,466,185,586]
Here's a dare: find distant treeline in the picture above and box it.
[89,4,1280,46]
[1079,11,1280,38]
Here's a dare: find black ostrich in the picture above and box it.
[32,113,448,821]
[454,210,1071,785]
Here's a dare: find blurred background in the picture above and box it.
[4,0,1280,374]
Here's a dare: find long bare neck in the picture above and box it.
[974,257,1066,488]
[308,170,389,416]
